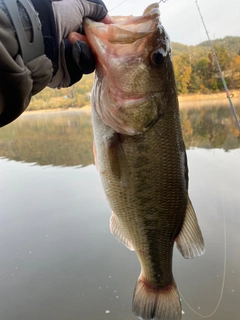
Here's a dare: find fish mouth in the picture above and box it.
[85,3,167,135]
[83,5,160,62]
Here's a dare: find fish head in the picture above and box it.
[83,3,174,135]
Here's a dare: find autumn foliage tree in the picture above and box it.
[172,54,192,94]
[173,42,240,94]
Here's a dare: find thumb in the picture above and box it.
[68,32,90,46]
[67,14,114,45]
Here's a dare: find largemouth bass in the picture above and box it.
[83,3,205,320]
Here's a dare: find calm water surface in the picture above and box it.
[0,106,240,320]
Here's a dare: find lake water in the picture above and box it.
[0,105,240,320]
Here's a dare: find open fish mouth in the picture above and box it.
[83,3,165,73]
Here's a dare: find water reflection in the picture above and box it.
[181,104,240,150]
[0,105,239,167]
[0,104,240,320]
[0,110,94,167]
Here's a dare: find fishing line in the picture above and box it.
[179,191,227,318]
[109,0,129,12]
[109,0,168,13]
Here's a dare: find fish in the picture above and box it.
[83,3,205,320]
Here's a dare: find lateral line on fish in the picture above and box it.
[179,192,227,318]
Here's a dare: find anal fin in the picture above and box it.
[176,195,205,259]
[110,212,135,251]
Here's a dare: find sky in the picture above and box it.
[103,0,240,46]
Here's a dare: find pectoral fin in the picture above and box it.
[110,212,135,251]
[103,133,129,187]
[176,196,205,259]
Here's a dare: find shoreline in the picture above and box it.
[178,89,240,102]
[24,105,92,115]
[179,90,240,109]
[25,90,240,115]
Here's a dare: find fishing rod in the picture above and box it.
[195,0,240,131]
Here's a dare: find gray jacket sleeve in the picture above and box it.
[0,0,108,127]
[0,9,53,127]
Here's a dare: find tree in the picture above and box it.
[229,55,240,89]
[173,54,192,94]
[195,57,212,92]
[213,45,232,71]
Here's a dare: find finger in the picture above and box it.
[68,14,114,45]
[100,14,115,24]
[68,32,91,47]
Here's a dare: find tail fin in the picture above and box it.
[132,277,182,320]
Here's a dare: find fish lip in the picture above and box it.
[109,86,164,105]
[96,89,164,136]
[107,81,162,102]
[83,5,161,51]
[110,93,156,108]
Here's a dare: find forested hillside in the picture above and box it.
[172,36,240,94]
[29,36,240,111]
[172,36,240,58]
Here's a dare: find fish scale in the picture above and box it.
[84,3,205,320]
[93,94,187,295]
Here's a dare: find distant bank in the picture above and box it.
[24,89,240,114]
[179,89,240,108]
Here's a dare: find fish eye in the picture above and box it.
[151,49,165,65]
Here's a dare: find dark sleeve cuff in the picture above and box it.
[62,39,83,86]
[30,0,59,76]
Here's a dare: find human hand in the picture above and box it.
[66,14,114,77]
[0,0,113,127]
[68,14,114,46]
[49,0,114,88]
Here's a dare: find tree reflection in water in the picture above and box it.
[0,110,94,167]
[181,104,240,150]
[0,105,239,167]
